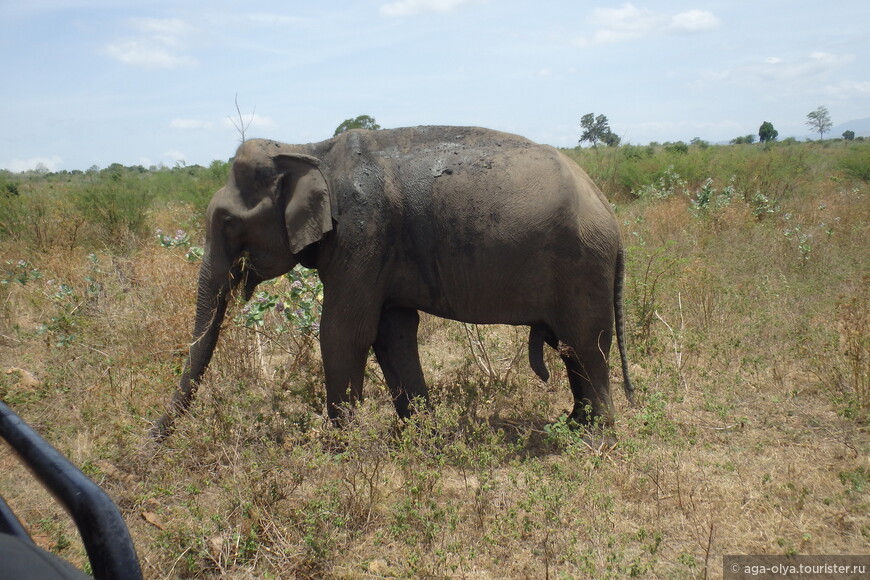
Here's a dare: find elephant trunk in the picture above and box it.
[152,252,232,439]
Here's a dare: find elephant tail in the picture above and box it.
[614,248,635,404]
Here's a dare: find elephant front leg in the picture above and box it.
[372,308,429,418]
[320,308,377,424]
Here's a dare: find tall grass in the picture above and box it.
[0,141,867,578]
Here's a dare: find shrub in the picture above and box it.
[71,175,154,249]
[689,177,736,215]
[664,141,689,155]
[839,144,870,181]
[633,166,687,200]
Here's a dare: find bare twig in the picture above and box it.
[463,324,525,388]
[702,519,715,580]
[229,94,255,143]
[655,292,686,391]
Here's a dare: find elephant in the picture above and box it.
[153,126,633,438]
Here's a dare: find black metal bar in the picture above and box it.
[0,401,142,580]
[0,494,31,540]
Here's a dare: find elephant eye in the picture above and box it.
[215,208,236,226]
[214,209,241,236]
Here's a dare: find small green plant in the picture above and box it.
[298,482,346,562]
[36,516,73,553]
[749,191,777,218]
[782,218,813,264]
[631,390,678,441]
[689,178,735,215]
[37,281,80,347]
[237,266,323,336]
[633,165,687,200]
[839,467,868,494]
[156,228,204,261]
[543,413,587,448]
[1,259,42,286]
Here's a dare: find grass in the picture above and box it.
[1,140,868,578]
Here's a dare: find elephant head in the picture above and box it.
[152,140,333,438]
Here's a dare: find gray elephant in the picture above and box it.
[153,126,633,438]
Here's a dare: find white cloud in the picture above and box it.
[105,18,197,69]
[2,155,63,173]
[822,80,870,99]
[578,3,719,46]
[130,17,192,44]
[746,52,854,82]
[106,40,197,68]
[170,118,214,130]
[669,9,719,33]
[694,51,860,104]
[588,3,660,44]
[809,51,855,68]
[243,13,308,27]
[379,0,477,18]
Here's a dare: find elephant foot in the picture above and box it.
[149,414,175,442]
[568,404,613,430]
[581,431,618,452]
[567,404,617,449]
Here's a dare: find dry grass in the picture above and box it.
[1,145,868,578]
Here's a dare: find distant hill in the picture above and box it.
[831,117,870,138]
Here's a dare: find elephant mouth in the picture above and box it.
[244,253,294,283]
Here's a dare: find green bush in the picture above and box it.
[71,175,154,248]
[0,187,56,249]
[840,144,870,181]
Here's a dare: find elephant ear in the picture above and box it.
[275,154,333,254]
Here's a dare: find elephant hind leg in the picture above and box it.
[556,327,615,427]
[373,308,429,418]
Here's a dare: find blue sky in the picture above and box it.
[2,0,868,172]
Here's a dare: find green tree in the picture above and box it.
[579,113,619,147]
[334,115,381,136]
[730,134,756,145]
[759,121,778,143]
[842,130,856,141]
[664,141,689,154]
[602,131,622,147]
[806,106,832,140]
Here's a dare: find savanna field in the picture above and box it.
[1,139,868,578]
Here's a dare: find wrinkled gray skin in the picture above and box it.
[153,126,633,438]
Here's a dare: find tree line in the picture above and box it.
[579,105,859,148]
